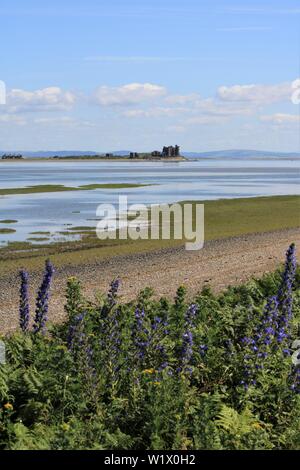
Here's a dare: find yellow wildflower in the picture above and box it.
[142,368,155,375]
[252,422,262,430]
[4,403,13,411]
[61,423,70,432]
[153,382,161,386]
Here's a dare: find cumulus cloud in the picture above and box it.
[196,98,252,116]
[0,114,26,125]
[164,93,201,105]
[7,87,76,112]
[186,115,228,125]
[93,83,166,106]
[260,113,300,124]
[122,98,251,120]
[122,106,187,118]
[217,81,293,104]
[166,125,186,133]
[33,116,96,128]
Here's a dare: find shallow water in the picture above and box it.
[0,158,299,245]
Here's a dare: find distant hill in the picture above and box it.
[182,149,300,158]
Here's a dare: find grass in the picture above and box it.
[0,195,299,274]
[0,228,16,234]
[0,183,150,196]
[29,231,51,236]
[0,220,18,224]
[80,183,150,190]
[68,226,96,231]
[27,237,50,242]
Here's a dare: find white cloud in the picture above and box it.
[7,87,76,112]
[164,93,201,105]
[0,114,26,125]
[196,98,252,116]
[122,106,187,118]
[33,116,96,128]
[93,83,166,106]
[217,81,293,104]
[123,97,251,120]
[166,125,186,133]
[33,116,76,124]
[260,113,300,124]
[186,116,228,125]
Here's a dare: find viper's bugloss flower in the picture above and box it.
[108,278,120,306]
[132,307,150,361]
[176,304,199,374]
[185,303,198,326]
[19,270,30,332]
[33,260,54,333]
[67,312,86,350]
[179,330,193,372]
[240,244,297,390]
[277,243,296,328]
[103,307,123,378]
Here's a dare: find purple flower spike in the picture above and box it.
[108,278,121,306]
[33,260,54,333]
[19,270,30,332]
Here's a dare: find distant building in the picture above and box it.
[1,154,23,160]
[105,153,113,158]
[130,152,139,158]
[162,145,180,158]
[151,150,161,157]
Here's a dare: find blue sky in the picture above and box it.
[0,0,299,152]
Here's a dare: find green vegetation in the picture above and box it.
[47,154,185,161]
[3,241,35,251]
[0,220,18,224]
[0,183,150,196]
[0,228,16,234]
[0,195,299,273]
[80,183,149,190]
[1,248,300,450]
[27,237,50,242]
[29,232,51,236]
[68,226,96,231]
[57,231,77,236]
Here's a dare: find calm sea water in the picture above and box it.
[0,158,299,246]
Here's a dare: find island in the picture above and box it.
[1,145,186,161]
[50,145,185,161]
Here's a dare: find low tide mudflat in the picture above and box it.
[0,195,299,332]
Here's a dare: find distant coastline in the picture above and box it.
[0,156,186,162]
[1,148,300,161]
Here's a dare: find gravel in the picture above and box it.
[1,227,299,333]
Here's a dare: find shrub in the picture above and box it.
[1,245,300,450]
